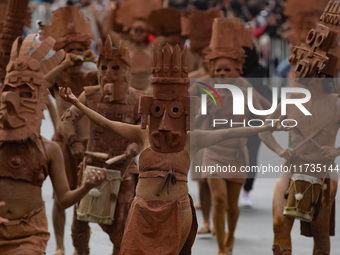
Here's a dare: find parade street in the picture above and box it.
[41,111,340,255]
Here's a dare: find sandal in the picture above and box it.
[197,224,211,234]
[54,249,65,255]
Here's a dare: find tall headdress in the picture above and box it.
[148,7,182,39]
[289,0,340,78]
[0,0,31,81]
[0,34,64,141]
[139,44,190,129]
[97,36,131,102]
[38,6,94,51]
[181,9,221,54]
[206,17,253,70]
[115,0,154,31]
[139,44,196,153]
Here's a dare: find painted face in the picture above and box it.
[64,42,87,55]
[0,82,44,141]
[98,58,130,102]
[130,20,148,44]
[148,98,187,153]
[212,58,240,78]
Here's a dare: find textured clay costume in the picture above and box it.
[119,44,197,255]
[59,43,198,255]
[60,36,146,255]
[259,1,340,254]
[183,8,221,78]
[104,0,155,92]
[194,17,268,255]
[59,42,286,255]
[38,6,98,255]
[0,0,30,82]
[0,34,105,255]
[283,0,329,85]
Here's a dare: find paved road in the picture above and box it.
[41,110,340,255]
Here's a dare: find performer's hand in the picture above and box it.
[320,146,337,160]
[59,87,79,105]
[125,143,139,158]
[61,53,76,68]
[83,49,97,63]
[0,201,9,224]
[278,147,295,160]
[85,168,107,188]
[70,142,85,159]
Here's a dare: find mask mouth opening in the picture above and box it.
[150,130,181,151]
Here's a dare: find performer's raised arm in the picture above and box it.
[59,87,143,145]
[191,117,288,156]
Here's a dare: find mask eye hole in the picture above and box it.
[101,66,107,71]
[151,101,164,117]
[168,102,183,118]
[67,49,74,53]
[20,92,32,98]
[306,29,316,45]
[216,69,221,72]
[314,34,325,47]
[112,65,120,71]
[172,107,178,113]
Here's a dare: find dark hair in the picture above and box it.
[320,73,336,93]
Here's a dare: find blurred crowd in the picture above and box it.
[26,0,289,78]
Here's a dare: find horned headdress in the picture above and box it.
[0,34,64,141]
[97,36,130,68]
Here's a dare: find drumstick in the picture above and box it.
[292,121,332,152]
[105,154,127,165]
[85,151,110,159]
[292,136,321,152]
[309,138,321,149]
[292,138,312,152]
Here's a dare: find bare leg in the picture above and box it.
[208,178,227,255]
[198,178,211,234]
[225,181,242,253]
[272,176,294,255]
[311,177,337,255]
[52,198,65,255]
[71,206,91,255]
